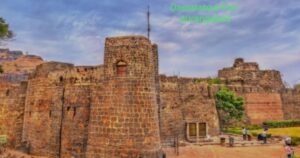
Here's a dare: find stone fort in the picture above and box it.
[0,35,299,158]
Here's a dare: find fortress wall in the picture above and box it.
[159,76,184,144]
[1,37,298,156]
[209,85,285,125]
[22,76,64,157]
[56,66,104,84]
[259,70,284,91]
[60,84,91,158]
[218,59,284,91]
[217,58,286,125]
[159,76,219,144]
[244,93,284,125]
[0,81,27,147]
[55,66,102,158]
[22,62,101,158]
[282,88,300,120]
[86,36,161,158]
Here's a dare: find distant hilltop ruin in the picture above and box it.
[0,48,44,82]
[0,36,299,158]
[0,49,23,62]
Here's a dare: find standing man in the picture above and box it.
[246,128,251,141]
[242,127,247,141]
[262,129,268,144]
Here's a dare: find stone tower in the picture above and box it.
[86,36,162,158]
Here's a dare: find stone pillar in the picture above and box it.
[196,123,199,143]
[186,123,189,141]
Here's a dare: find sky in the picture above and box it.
[0,0,300,86]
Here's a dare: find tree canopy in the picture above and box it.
[0,17,13,41]
[215,87,245,130]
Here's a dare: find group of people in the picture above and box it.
[242,127,252,141]
[243,127,268,144]
[242,127,295,158]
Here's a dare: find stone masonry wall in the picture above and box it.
[1,36,299,158]
[218,58,284,91]
[22,75,64,157]
[86,36,162,158]
[159,75,219,145]
[208,85,285,125]
[244,93,284,124]
[282,87,300,120]
[0,81,27,148]
[60,84,91,158]
[22,62,102,158]
[218,58,286,125]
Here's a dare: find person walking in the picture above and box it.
[262,129,267,144]
[246,128,251,141]
[285,145,294,158]
[284,136,292,146]
[242,127,247,141]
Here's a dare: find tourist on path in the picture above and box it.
[284,136,292,146]
[246,128,251,141]
[262,130,267,144]
[285,145,294,158]
[242,127,247,141]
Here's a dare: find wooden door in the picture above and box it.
[198,123,206,137]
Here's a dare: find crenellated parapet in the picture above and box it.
[218,58,284,92]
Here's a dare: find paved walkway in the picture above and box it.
[164,145,300,158]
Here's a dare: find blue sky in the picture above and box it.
[0,0,300,86]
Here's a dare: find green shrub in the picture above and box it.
[193,78,206,83]
[0,135,7,144]
[263,120,300,128]
[224,127,272,138]
[207,78,223,85]
[223,127,243,135]
[291,137,300,146]
[246,125,261,130]
[193,77,223,85]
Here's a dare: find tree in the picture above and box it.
[215,87,245,131]
[0,17,13,42]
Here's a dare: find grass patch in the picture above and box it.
[225,127,300,146]
[223,127,243,135]
[252,127,300,137]
[263,120,300,128]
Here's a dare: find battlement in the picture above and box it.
[233,58,259,70]
[104,35,157,79]
[218,58,284,91]
[33,61,74,78]
[51,65,104,84]
[105,35,151,47]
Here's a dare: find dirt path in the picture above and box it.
[0,149,46,158]
[164,145,300,158]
